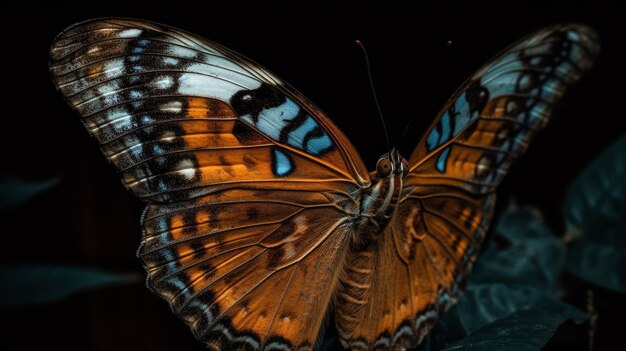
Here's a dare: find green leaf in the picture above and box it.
[435,208,572,345]
[0,264,141,308]
[0,177,60,211]
[567,241,626,293]
[442,304,586,351]
[447,284,582,337]
[470,207,564,292]
[436,284,585,348]
[564,134,626,293]
[564,135,626,241]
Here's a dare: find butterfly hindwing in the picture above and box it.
[140,188,352,350]
[49,19,369,350]
[335,23,599,349]
[337,189,495,349]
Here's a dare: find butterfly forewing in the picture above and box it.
[407,23,600,193]
[335,23,599,349]
[50,19,370,202]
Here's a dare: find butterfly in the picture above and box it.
[49,19,599,351]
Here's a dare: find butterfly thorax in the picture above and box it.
[357,149,407,232]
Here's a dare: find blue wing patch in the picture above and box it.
[231,84,335,156]
[271,148,294,177]
[436,147,451,173]
[414,24,599,195]
[427,86,487,152]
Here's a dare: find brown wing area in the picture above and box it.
[336,187,494,350]
[140,187,355,350]
[49,18,369,203]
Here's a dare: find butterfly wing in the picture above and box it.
[336,23,600,349]
[407,23,599,191]
[49,19,369,350]
[139,189,353,351]
[50,19,370,202]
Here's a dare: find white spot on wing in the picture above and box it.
[177,63,261,101]
[168,45,198,59]
[118,28,142,38]
[476,156,491,177]
[103,58,125,78]
[163,57,179,66]
[161,101,183,113]
[96,80,120,95]
[177,159,196,180]
[152,76,174,90]
[161,131,176,142]
[102,93,122,108]
[114,115,133,132]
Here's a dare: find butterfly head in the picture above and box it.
[376,148,409,179]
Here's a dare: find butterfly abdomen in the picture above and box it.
[335,171,406,348]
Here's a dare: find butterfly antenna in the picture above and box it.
[356,40,391,153]
[398,116,415,150]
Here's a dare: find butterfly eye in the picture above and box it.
[401,159,409,177]
[376,158,392,177]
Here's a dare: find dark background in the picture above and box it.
[1,1,625,350]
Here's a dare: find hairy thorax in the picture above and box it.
[354,169,404,242]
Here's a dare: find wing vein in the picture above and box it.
[262,262,300,348]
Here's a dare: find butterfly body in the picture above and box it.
[356,150,406,229]
[50,19,599,351]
